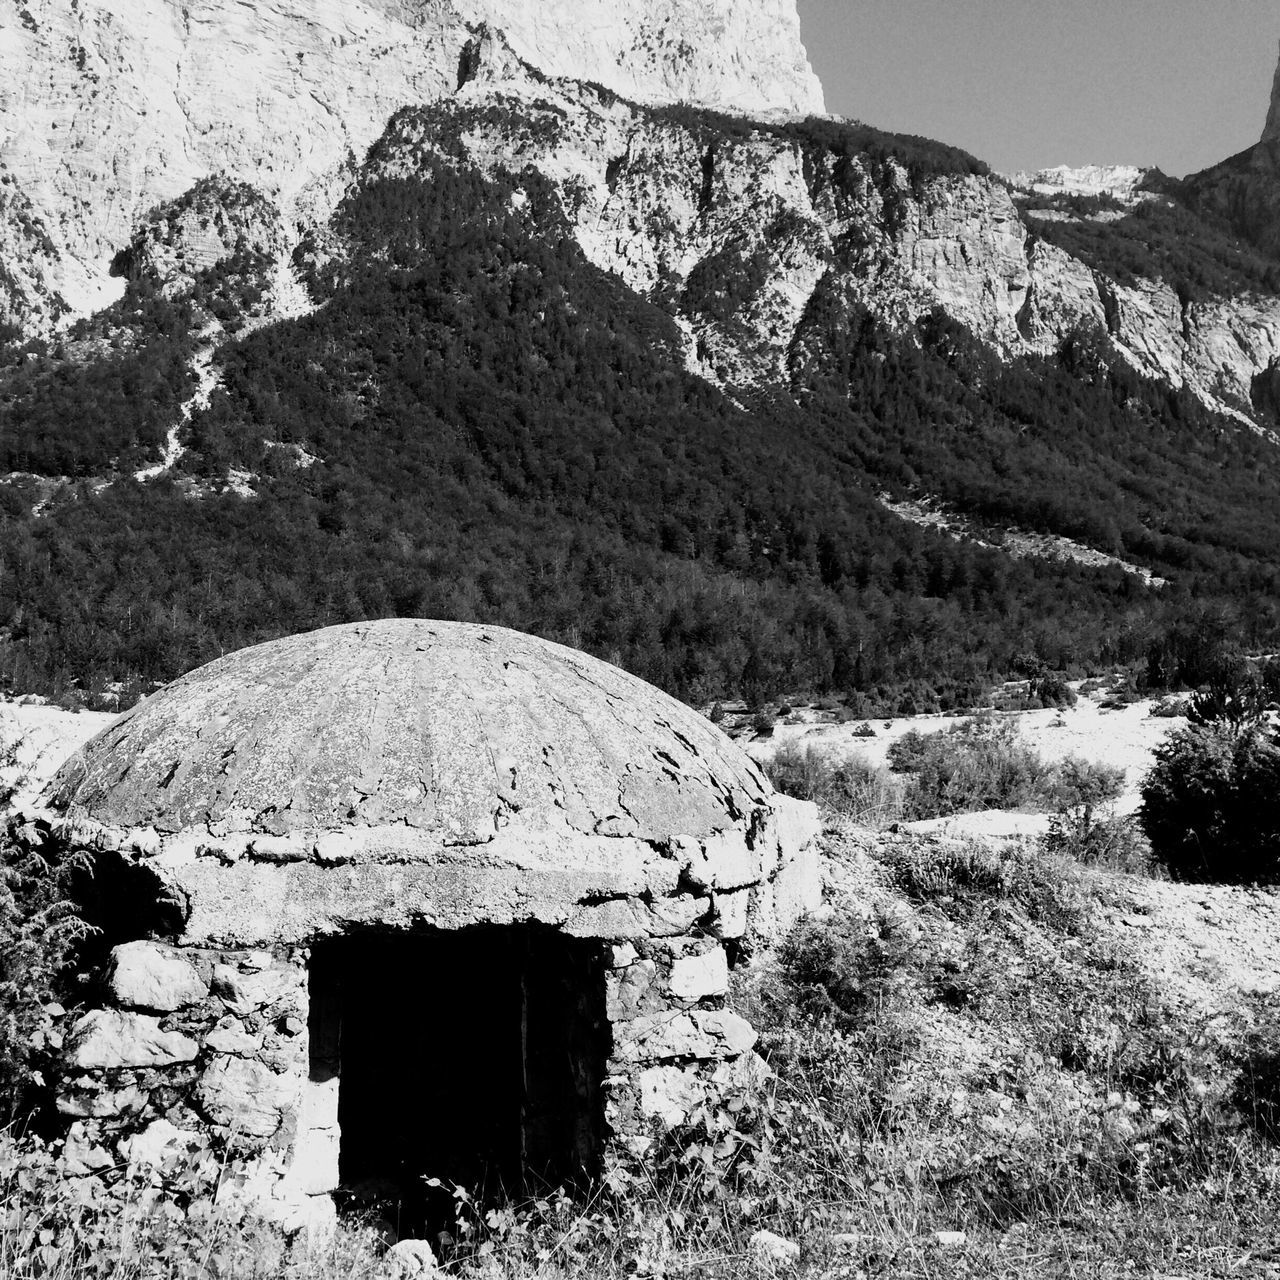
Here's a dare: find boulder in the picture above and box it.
[198,1056,297,1139]
[382,1239,438,1278]
[66,1010,199,1070]
[108,941,208,1012]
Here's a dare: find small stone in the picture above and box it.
[57,1080,148,1119]
[607,960,656,1020]
[314,832,361,865]
[694,1009,757,1055]
[66,1009,199,1069]
[748,1229,800,1269]
[61,1124,114,1176]
[609,942,639,969]
[932,1230,967,1248]
[382,1238,438,1277]
[248,834,308,864]
[637,1064,705,1126]
[108,941,208,1012]
[669,948,729,1002]
[128,827,162,856]
[205,1018,262,1056]
[211,964,294,1015]
[118,1118,198,1169]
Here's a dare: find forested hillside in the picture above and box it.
[3,110,1280,714]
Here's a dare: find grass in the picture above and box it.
[1,798,1276,1277]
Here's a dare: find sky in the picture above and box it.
[795,0,1279,177]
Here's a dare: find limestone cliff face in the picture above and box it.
[5,0,1280,435]
[1264,41,1280,144]
[386,68,1280,422]
[0,0,822,332]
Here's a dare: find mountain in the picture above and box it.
[3,5,1280,712]
[0,0,821,334]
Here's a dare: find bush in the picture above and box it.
[1032,675,1077,708]
[887,715,1059,820]
[1043,807,1151,874]
[764,741,903,827]
[1140,723,1280,882]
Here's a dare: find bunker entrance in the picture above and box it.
[310,927,608,1232]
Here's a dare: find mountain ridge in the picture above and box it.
[0,0,823,334]
[4,11,1280,710]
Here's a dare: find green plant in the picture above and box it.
[0,742,93,1125]
[1141,723,1280,882]
[763,742,903,827]
[886,715,1060,820]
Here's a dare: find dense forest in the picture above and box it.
[3,111,1280,713]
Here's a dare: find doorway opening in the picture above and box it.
[309,925,609,1234]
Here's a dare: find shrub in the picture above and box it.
[882,837,1096,932]
[1032,674,1077,708]
[1140,724,1280,882]
[887,715,1059,820]
[764,741,903,827]
[0,830,91,1126]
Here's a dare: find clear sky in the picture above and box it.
[795,0,1278,177]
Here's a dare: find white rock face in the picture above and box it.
[1008,165,1150,203]
[1264,41,1280,144]
[425,72,1280,424]
[0,0,821,331]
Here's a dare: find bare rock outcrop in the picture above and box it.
[1264,40,1280,144]
[0,0,822,332]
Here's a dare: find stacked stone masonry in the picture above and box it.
[31,620,822,1220]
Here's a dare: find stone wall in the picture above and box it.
[59,942,312,1202]
[56,928,774,1217]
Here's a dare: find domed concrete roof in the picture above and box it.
[47,620,770,847]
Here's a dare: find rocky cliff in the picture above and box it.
[1264,41,1280,144]
[364,59,1280,427]
[6,1,1280,439]
[0,0,822,333]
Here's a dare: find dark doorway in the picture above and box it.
[309,925,608,1233]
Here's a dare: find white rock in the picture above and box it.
[198,1057,297,1139]
[932,1230,967,1248]
[694,1009,758,1055]
[668,948,729,1002]
[0,0,821,333]
[61,1124,113,1176]
[748,1230,800,1268]
[66,1010,199,1070]
[205,1018,263,1056]
[118,1118,198,1169]
[211,964,295,1015]
[108,941,208,1012]
[382,1238,438,1278]
[637,1064,706,1126]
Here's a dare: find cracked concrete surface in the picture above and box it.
[38,620,819,946]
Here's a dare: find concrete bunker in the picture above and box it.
[23,619,821,1224]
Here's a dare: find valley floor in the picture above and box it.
[7,690,1280,1278]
